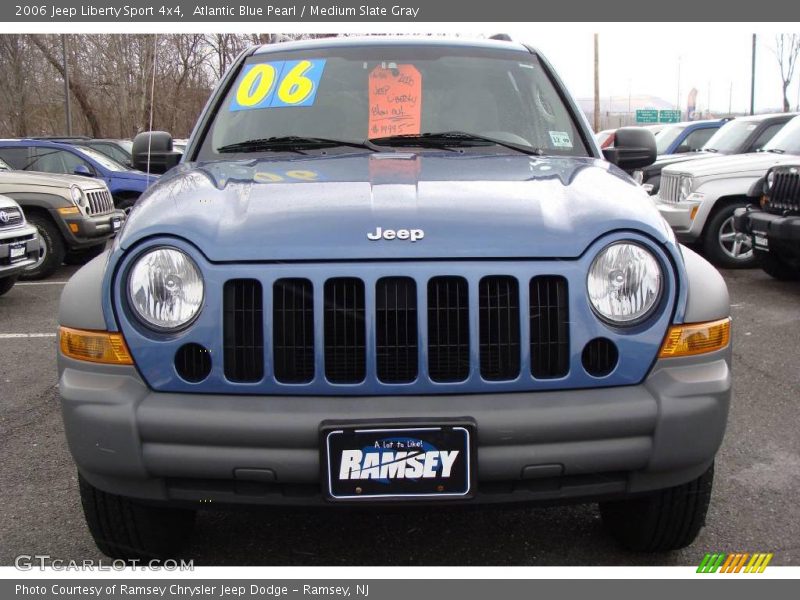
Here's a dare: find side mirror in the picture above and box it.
[132,131,181,174]
[603,127,657,171]
[73,165,93,177]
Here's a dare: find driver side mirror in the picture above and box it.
[73,164,93,177]
[603,127,657,171]
[132,131,181,174]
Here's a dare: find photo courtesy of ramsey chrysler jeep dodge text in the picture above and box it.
[57,37,732,560]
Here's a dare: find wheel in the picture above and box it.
[79,473,196,560]
[64,243,106,266]
[702,202,755,268]
[19,214,66,280]
[756,250,800,281]
[115,196,138,216]
[0,276,18,296]
[599,463,714,552]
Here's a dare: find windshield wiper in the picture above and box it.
[370,131,546,156]
[704,148,718,153]
[218,136,383,154]
[765,148,785,154]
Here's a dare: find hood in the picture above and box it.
[0,193,22,209]
[111,170,159,185]
[664,151,800,178]
[0,170,108,191]
[119,153,671,261]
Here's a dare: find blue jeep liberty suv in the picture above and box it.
[57,37,732,559]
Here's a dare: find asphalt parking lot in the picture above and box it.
[0,264,798,566]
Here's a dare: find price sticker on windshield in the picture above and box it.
[230,59,326,111]
[368,64,422,138]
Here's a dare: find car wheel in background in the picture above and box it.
[19,214,66,281]
[756,249,800,281]
[599,463,714,552]
[703,202,755,268]
[79,473,196,561]
[0,276,18,296]
[64,243,107,266]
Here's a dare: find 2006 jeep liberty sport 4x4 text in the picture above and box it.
[57,37,732,559]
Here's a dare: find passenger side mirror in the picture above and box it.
[132,131,181,174]
[73,165,93,177]
[602,127,657,171]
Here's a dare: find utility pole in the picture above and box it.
[593,33,600,131]
[61,34,72,135]
[750,34,756,115]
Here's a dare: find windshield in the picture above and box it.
[762,116,800,155]
[655,125,686,154]
[77,146,129,171]
[198,45,589,159]
[702,120,758,153]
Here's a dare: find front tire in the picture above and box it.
[0,276,18,296]
[79,473,196,560]
[703,202,755,268]
[20,214,66,280]
[756,250,800,281]
[599,463,714,552]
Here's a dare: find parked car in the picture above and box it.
[0,139,156,213]
[655,114,800,267]
[0,170,123,279]
[638,113,795,194]
[734,165,800,280]
[0,194,39,295]
[81,139,133,168]
[653,119,730,157]
[58,36,732,560]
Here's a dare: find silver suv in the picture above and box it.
[655,114,800,267]
[0,194,38,296]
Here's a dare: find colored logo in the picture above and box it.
[697,552,774,573]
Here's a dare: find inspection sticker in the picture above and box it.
[230,59,326,111]
[549,131,572,148]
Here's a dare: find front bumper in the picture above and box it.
[59,347,731,507]
[734,207,800,259]
[655,197,703,241]
[0,223,39,277]
[57,209,125,248]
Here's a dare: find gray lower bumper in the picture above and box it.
[0,224,39,277]
[58,348,731,506]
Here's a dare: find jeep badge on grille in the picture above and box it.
[367,227,424,242]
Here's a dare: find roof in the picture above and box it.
[252,35,531,56]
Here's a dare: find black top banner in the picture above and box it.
[4,0,800,22]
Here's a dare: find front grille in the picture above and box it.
[479,276,520,380]
[376,277,418,383]
[660,173,681,203]
[85,189,114,215]
[324,278,366,383]
[428,276,470,382]
[273,278,314,383]
[0,206,23,228]
[211,272,576,389]
[769,168,800,213]
[223,279,264,382]
[530,276,570,378]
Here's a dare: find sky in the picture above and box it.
[498,26,800,115]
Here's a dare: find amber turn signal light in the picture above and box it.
[59,327,134,365]
[658,317,731,358]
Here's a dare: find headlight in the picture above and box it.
[679,176,693,201]
[70,185,83,205]
[128,247,204,330]
[766,170,775,190]
[587,242,662,325]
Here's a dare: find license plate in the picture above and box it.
[9,243,25,262]
[754,233,769,250]
[111,217,121,231]
[323,422,475,501]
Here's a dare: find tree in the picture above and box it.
[774,34,800,112]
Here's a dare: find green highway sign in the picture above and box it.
[659,110,682,123]
[636,109,659,123]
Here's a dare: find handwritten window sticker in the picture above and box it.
[368,63,422,138]
[549,131,573,148]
